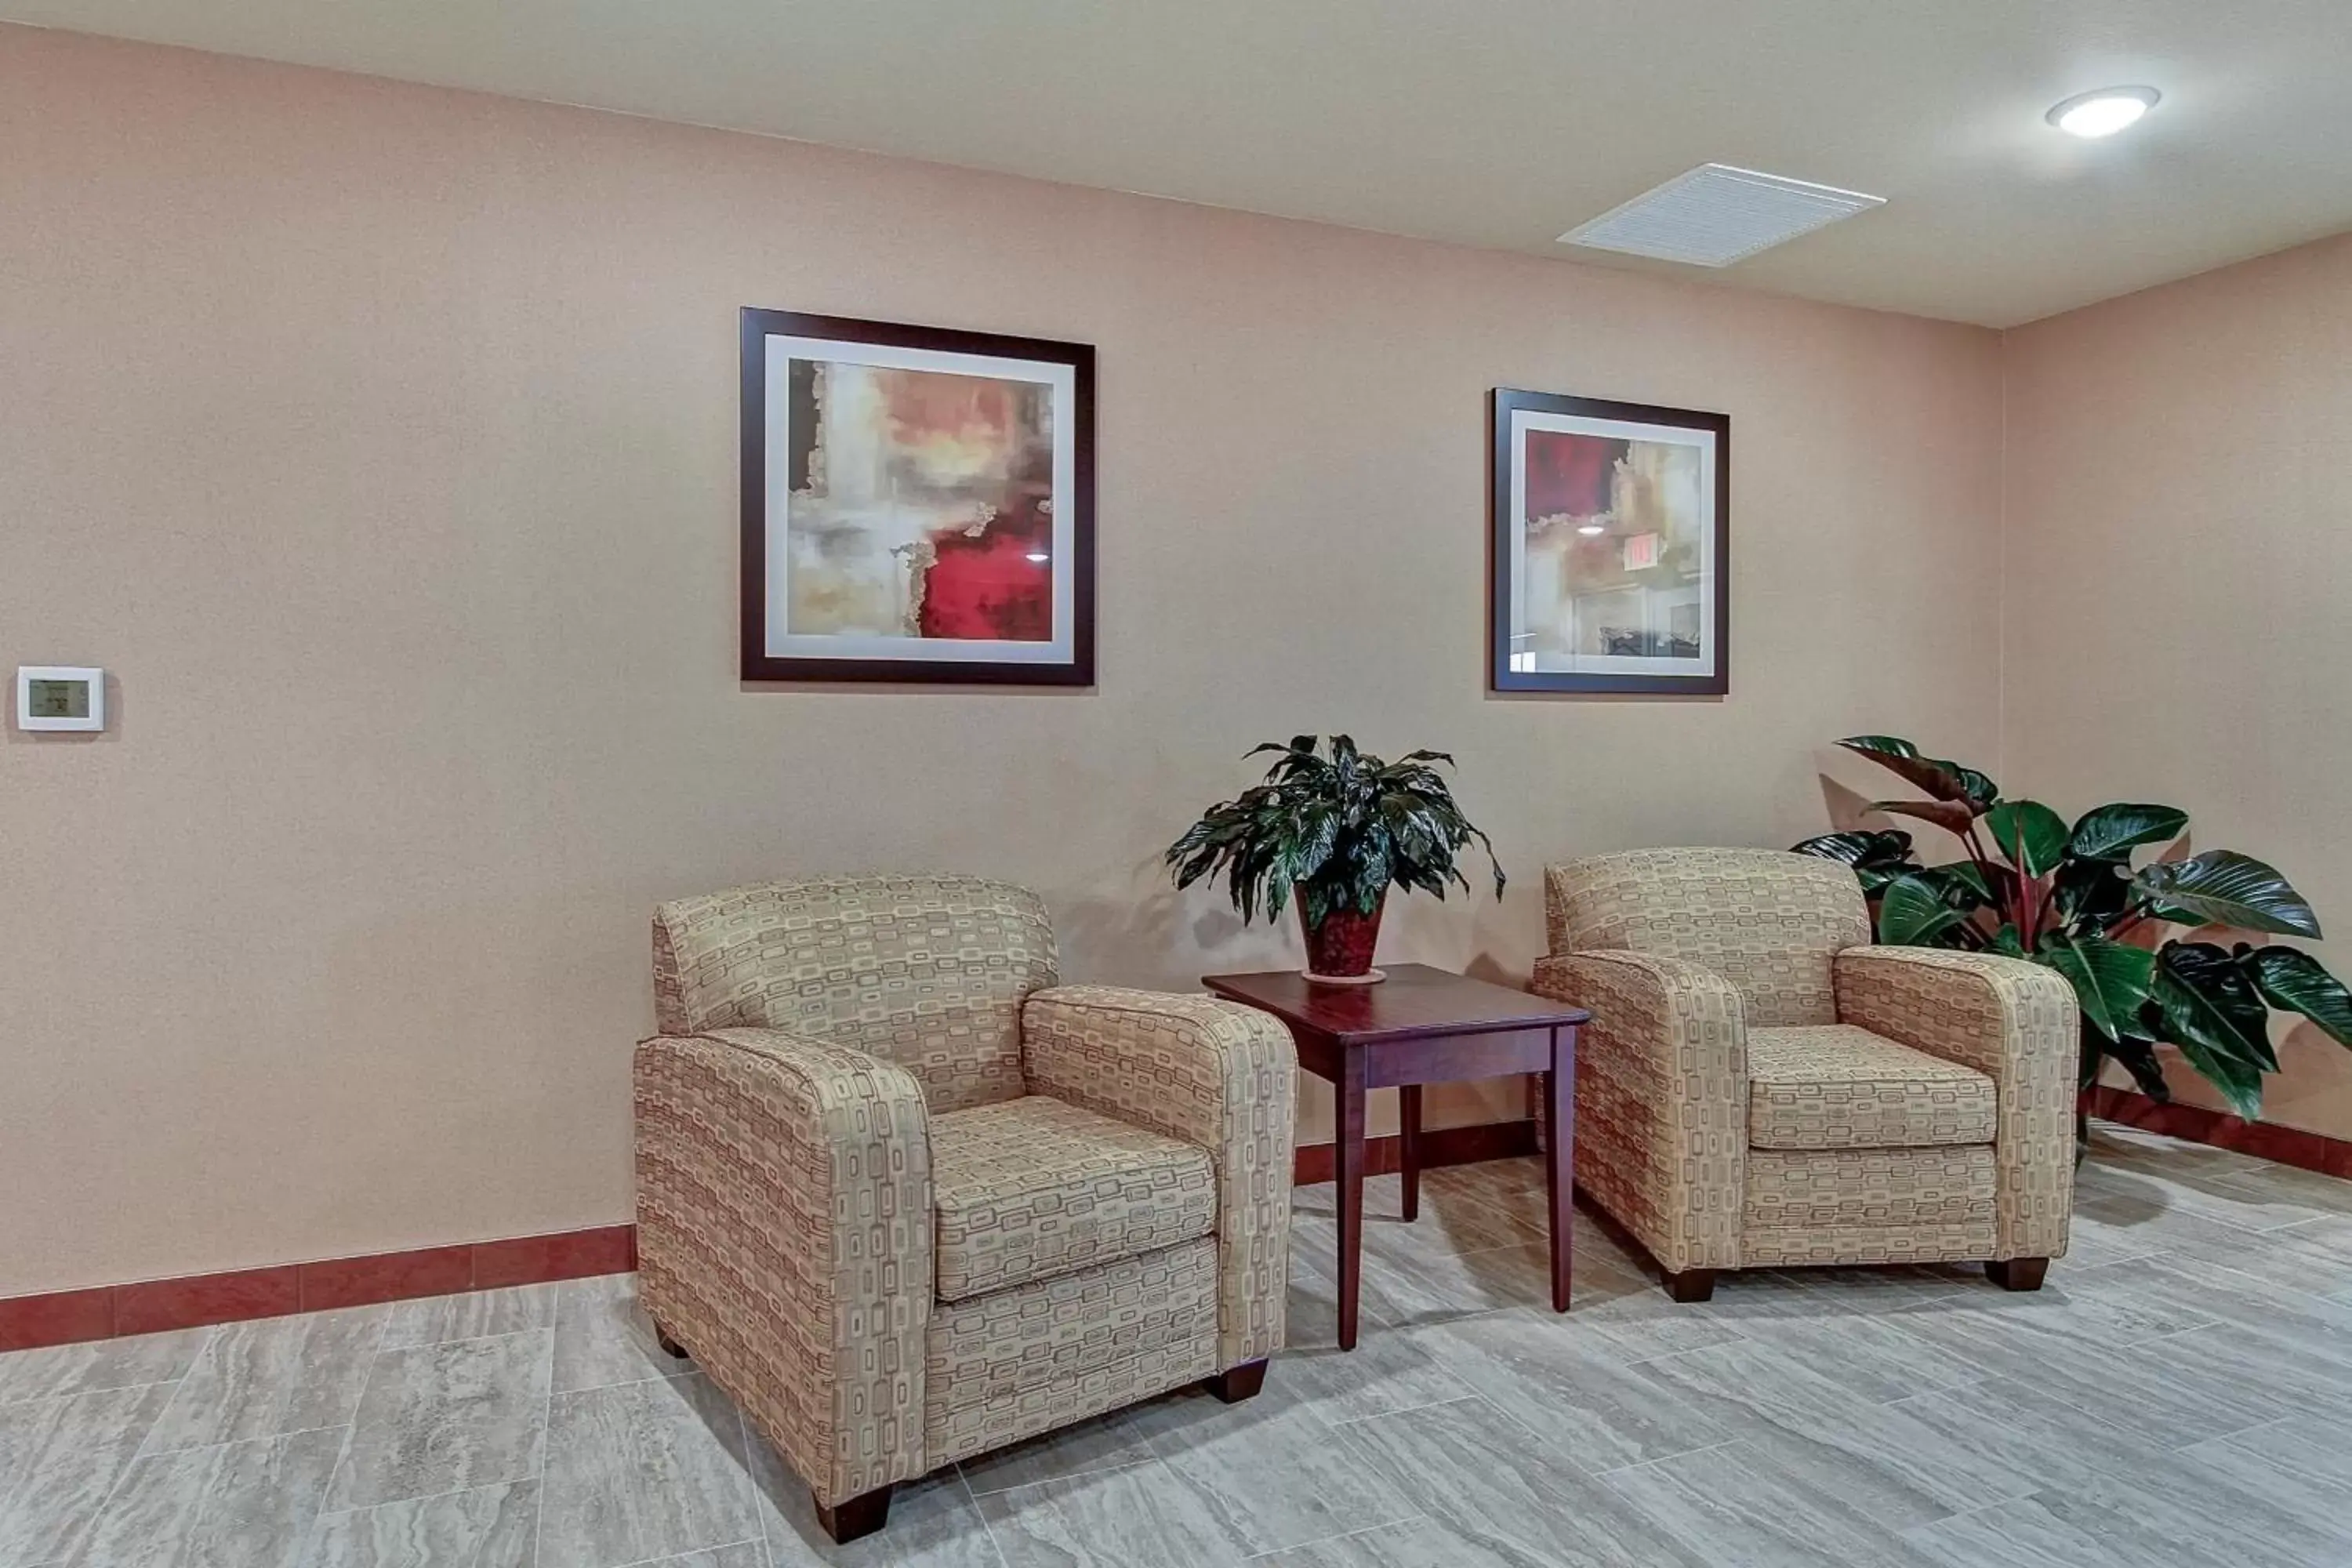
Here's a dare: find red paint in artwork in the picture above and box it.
[919,525,1054,640]
[1523,431,1628,518]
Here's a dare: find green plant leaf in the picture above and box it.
[1838,736,1998,810]
[1791,830,1918,893]
[1988,924,2027,957]
[1791,829,1915,867]
[1928,858,1996,904]
[2055,856,2134,931]
[1169,735,1500,927]
[1911,863,2000,920]
[2132,851,2323,938]
[2169,1033,2265,1120]
[1878,873,1968,947]
[1870,799,1981,837]
[2104,1033,2172,1101]
[2041,935,2156,1042]
[2152,941,2279,1073]
[2068,803,2189,862]
[1984,800,2070,877]
[2241,946,2352,1049]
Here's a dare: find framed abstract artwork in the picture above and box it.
[740,309,1095,684]
[1490,389,1730,695]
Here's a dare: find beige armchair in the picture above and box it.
[1531,848,2077,1301]
[633,876,1295,1543]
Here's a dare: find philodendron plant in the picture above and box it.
[1795,735,2352,1122]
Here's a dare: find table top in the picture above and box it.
[1202,963,1589,1045]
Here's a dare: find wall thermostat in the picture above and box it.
[16,666,106,731]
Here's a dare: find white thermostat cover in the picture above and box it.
[16,666,106,731]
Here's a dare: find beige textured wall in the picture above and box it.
[0,27,2004,1295]
[2003,232,2352,1142]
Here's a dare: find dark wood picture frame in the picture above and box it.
[1489,388,1730,696]
[740,308,1097,685]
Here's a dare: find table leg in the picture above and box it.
[1544,1025,1576,1312]
[1337,1051,1366,1350]
[1398,1083,1421,1222]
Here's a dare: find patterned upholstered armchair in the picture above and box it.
[1532,848,2077,1302]
[633,876,1295,1544]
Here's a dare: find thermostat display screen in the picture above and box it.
[28,679,90,720]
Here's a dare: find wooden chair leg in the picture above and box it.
[1662,1268,1717,1304]
[1204,1359,1269,1404]
[814,1483,893,1544]
[1573,1191,1719,1305]
[1987,1257,2049,1292]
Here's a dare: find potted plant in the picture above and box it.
[1794,735,2352,1132]
[1167,735,1504,982]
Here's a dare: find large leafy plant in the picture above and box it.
[1167,735,1504,925]
[1795,735,2352,1120]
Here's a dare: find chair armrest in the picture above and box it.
[1532,951,1748,1272]
[633,1027,931,1507]
[1531,950,1749,1092]
[1833,946,2078,1258]
[1021,985,1297,1367]
[1832,946,2078,1080]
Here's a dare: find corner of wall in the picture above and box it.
[1994,323,2013,789]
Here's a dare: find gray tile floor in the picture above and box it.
[8,1123,2352,1566]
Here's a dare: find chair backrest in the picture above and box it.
[1545,848,1869,1027]
[652,874,1058,1113]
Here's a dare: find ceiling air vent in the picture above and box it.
[1558,164,1886,267]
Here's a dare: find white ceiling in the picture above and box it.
[8,0,2350,325]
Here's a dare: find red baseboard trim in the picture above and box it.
[7,1120,1549,1354]
[0,1223,638,1353]
[1293,1117,1537,1185]
[2087,1087,2352,1180]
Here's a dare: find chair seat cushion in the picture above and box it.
[930,1095,1215,1301]
[1746,1025,1996,1150]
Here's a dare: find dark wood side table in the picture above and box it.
[1202,963,1589,1350]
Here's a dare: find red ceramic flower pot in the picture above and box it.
[1300,896,1385,980]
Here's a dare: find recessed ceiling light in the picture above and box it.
[2047,86,2160,139]
[1577,524,1607,536]
[1025,550,1050,563]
